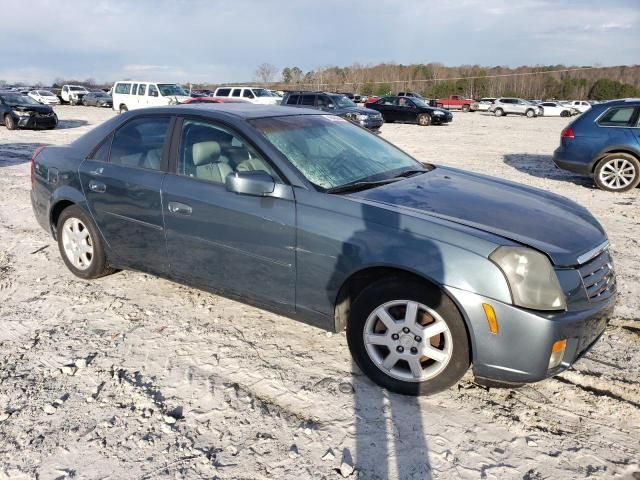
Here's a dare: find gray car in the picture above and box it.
[30,104,615,396]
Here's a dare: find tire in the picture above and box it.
[593,153,640,192]
[346,279,470,396]
[4,114,16,130]
[56,205,115,279]
[560,110,570,117]
[417,113,431,126]
[462,104,470,112]
[119,104,128,114]
[494,108,504,117]
[525,109,535,118]
[385,119,395,123]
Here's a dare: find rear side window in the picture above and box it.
[231,89,242,97]
[598,107,636,126]
[301,94,315,106]
[109,117,171,170]
[115,83,131,94]
[216,88,231,96]
[285,94,300,105]
[138,84,146,96]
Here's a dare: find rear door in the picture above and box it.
[162,117,297,310]
[79,115,173,273]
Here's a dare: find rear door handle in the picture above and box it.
[168,201,192,216]
[88,180,106,193]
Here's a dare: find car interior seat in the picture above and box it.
[191,141,232,183]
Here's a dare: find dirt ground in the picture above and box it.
[0,106,638,480]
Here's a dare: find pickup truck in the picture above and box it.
[436,95,476,112]
[57,85,89,105]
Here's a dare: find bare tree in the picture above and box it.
[255,63,278,84]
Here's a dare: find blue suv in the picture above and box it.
[553,99,640,192]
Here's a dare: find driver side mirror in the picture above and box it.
[225,170,275,196]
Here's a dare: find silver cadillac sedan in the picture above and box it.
[31,104,615,395]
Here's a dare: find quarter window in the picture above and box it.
[90,134,113,162]
[598,107,636,127]
[109,117,170,170]
[301,94,315,106]
[177,120,276,184]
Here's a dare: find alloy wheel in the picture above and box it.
[598,157,637,190]
[363,300,453,382]
[61,217,94,270]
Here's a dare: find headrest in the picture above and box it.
[192,141,221,166]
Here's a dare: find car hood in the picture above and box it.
[351,167,606,266]
[336,106,380,116]
[10,104,53,113]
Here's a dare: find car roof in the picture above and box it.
[597,98,640,106]
[151,103,325,119]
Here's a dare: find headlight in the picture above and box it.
[490,246,566,310]
[12,110,31,117]
[433,111,444,116]
[356,114,368,121]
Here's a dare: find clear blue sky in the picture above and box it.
[1,0,638,84]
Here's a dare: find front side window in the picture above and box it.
[148,85,158,97]
[138,84,146,96]
[115,83,131,94]
[243,90,255,99]
[251,115,422,190]
[598,107,636,127]
[177,119,276,184]
[109,116,170,170]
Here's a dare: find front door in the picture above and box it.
[162,118,297,311]
[79,115,173,273]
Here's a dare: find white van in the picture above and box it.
[111,81,191,113]
[212,86,281,105]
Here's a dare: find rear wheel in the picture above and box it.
[594,153,640,192]
[4,114,16,130]
[461,104,470,112]
[560,110,570,117]
[494,108,504,117]
[57,205,115,279]
[417,113,431,126]
[346,279,470,396]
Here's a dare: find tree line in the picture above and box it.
[258,63,640,100]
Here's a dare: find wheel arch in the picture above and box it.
[592,148,640,172]
[48,188,90,239]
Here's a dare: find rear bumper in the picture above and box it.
[553,146,593,174]
[446,286,615,383]
[30,188,51,234]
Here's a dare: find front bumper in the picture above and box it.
[15,113,57,129]
[446,286,615,383]
[432,114,453,124]
[352,116,384,130]
[553,146,593,174]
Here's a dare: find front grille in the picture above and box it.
[579,249,616,302]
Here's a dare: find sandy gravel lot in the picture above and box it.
[0,106,638,480]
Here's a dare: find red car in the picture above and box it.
[180,97,250,104]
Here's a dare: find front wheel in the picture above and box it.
[119,104,128,114]
[525,109,535,118]
[57,205,115,279]
[560,110,570,117]
[494,108,504,117]
[594,153,640,192]
[417,113,431,126]
[346,279,470,396]
[4,114,16,130]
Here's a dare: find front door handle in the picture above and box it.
[88,180,106,193]
[89,167,104,176]
[168,201,192,216]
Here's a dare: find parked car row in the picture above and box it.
[0,92,58,130]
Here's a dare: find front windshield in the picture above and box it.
[38,90,54,96]
[252,88,272,97]
[332,95,357,108]
[69,86,87,92]
[411,98,430,108]
[251,115,423,190]
[157,84,189,96]
[1,95,40,106]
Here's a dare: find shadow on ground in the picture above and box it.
[56,119,89,129]
[0,143,49,167]
[503,153,593,187]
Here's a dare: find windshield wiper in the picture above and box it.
[393,169,428,179]
[326,178,402,194]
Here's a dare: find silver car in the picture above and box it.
[489,98,542,117]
